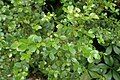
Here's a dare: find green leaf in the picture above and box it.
[20,53,31,61]
[54,71,59,78]
[56,24,63,29]
[117,67,120,71]
[80,70,91,80]
[71,58,79,63]
[109,56,114,66]
[62,45,69,50]
[28,34,42,42]
[113,46,120,55]
[14,62,21,68]
[52,43,60,50]
[104,56,113,66]
[67,5,74,13]
[105,46,112,55]
[91,50,100,59]
[36,0,44,5]
[96,63,109,69]
[113,70,120,80]
[116,42,120,47]
[89,71,103,79]
[93,53,100,60]
[69,47,76,54]
[11,41,19,49]
[28,44,37,52]
[0,32,4,36]
[97,35,105,44]
[49,53,55,61]
[0,42,3,50]
[87,55,94,63]
[90,13,99,19]
[60,36,67,40]
[32,25,42,31]
[105,70,112,80]
[87,30,95,38]
[82,46,92,57]
[87,33,95,38]
[17,43,28,51]
[61,71,67,77]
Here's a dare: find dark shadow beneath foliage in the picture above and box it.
[101,1,120,20]
[102,8,120,20]
[91,78,99,80]
[42,0,63,14]
[92,37,106,52]
[27,65,48,80]
[53,22,58,32]
[2,0,11,5]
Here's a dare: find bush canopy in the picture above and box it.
[0,0,120,80]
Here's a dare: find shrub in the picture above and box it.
[0,0,120,80]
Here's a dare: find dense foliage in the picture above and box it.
[0,0,120,80]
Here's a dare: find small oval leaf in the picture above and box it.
[113,46,120,55]
[105,46,112,55]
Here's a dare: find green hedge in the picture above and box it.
[0,0,120,80]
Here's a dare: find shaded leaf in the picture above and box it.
[116,42,120,47]
[113,46,120,55]
[113,70,120,80]
[105,46,112,55]
[104,56,113,66]
[105,70,112,80]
